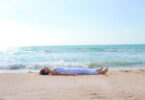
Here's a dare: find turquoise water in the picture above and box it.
[0,44,145,72]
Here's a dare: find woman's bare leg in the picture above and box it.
[98,67,108,74]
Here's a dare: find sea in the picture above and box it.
[0,44,145,73]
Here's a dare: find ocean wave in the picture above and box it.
[0,61,88,70]
[0,61,144,70]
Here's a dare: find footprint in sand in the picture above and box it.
[88,93,106,99]
[89,93,99,95]
[128,95,133,98]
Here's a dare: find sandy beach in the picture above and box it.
[0,69,145,100]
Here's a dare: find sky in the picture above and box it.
[0,0,145,49]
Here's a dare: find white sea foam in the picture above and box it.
[0,61,88,70]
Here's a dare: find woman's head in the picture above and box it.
[40,67,50,75]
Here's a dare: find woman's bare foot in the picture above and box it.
[98,67,108,75]
[96,66,103,72]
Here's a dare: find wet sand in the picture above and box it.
[0,69,145,100]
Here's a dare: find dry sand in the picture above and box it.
[0,69,145,100]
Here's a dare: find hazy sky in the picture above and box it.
[0,0,145,48]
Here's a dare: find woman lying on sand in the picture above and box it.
[40,66,108,76]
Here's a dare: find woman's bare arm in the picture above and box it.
[50,71,77,76]
[50,69,78,76]
[56,72,78,76]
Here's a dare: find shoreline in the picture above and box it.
[0,67,145,73]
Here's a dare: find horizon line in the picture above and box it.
[14,43,145,48]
